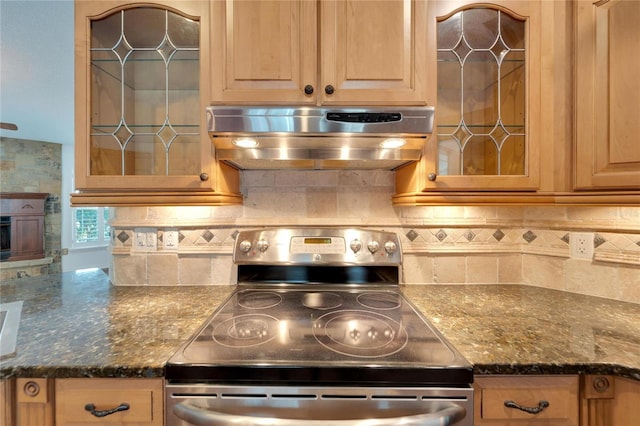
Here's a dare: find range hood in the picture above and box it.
[207,106,434,170]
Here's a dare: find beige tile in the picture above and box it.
[619,206,640,222]
[402,255,434,284]
[338,170,370,186]
[179,255,212,285]
[305,170,339,186]
[275,171,304,186]
[273,188,307,218]
[241,170,275,188]
[147,254,179,285]
[567,206,620,221]
[498,254,523,284]
[306,188,337,218]
[522,254,565,290]
[111,207,147,222]
[243,187,278,218]
[565,259,618,300]
[369,170,395,187]
[211,255,236,285]
[432,206,465,219]
[111,254,147,285]
[618,265,640,304]
[397,206,433,221]
[464,206,497,219]
[466,256,498,283]
[523,206,567,221]
[433,256,465,283]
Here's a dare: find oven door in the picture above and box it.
[166,384,473,426]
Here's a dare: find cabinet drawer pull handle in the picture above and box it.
[504,400,549,414]
[85,402,130,417]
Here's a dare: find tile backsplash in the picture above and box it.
[110,170,640,304]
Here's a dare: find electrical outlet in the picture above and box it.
[570,232,594,260]
[164,228,179,250]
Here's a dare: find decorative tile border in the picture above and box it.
[110,225,640,266]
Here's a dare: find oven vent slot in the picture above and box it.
[321,394,368,400]
[421,395,470,401]
[170,393,218,398]
[272,394,317,400]
[221,393,268,399]
[372,395,419,400]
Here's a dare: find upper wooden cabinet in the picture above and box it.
[211,0,427,105]
[574,0,640,190]
[414,0,543,193]
[73,0,240,206]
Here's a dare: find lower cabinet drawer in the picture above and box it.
[55,378,163,426]
[474,375,579,425]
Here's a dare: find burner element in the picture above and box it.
[213,314,279,348]
[356,292,402,310]
[237,291,283,309]
[313,310,408,358]
[302,292,343,310]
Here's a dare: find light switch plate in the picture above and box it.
[134,228,157,251]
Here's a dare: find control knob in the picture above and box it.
[367,241,380,253]
[350,239,363,253]
[384,241,397,255]
[239,240,252,253]
[256,239,269,252]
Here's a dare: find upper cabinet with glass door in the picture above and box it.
[413,1,542,192]
[73,1,240,206]
[211,0,427,105]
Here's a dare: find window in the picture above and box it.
[72,207,110,247]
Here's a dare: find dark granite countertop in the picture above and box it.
[1,270,639,381]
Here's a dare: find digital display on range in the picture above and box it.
[304,238,332,245]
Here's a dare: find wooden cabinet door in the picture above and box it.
[211,0,426,106]
[74,0,240,202]
[15,379,55,426]
[582,375,640,426]
[575,0,640,190]
[211,0,317,104]
[416,0,542,192]
[10,216,44,261]
[1,379,14,426]
[320,0,427,105]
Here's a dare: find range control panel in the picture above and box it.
[233,228,401,266]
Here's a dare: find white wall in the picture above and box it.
[0,0,74,144]
[1,1,109,271]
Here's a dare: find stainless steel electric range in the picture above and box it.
[166,228,473,426]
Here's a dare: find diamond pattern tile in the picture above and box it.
[522,230,537,243]
[406,229,419,242]
[117,231,130,244]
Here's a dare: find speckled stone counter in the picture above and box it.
[0,269,233,379]
[401,284,640,381]
[1,270,639,381]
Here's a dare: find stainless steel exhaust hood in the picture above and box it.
[207,106,434,170]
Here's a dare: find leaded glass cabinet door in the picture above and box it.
[422,1,541,191]
[75,1,217,191]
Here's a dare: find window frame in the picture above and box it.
[71,206,110,248]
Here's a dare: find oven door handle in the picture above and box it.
[173,402,466,426]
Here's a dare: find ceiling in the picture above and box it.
[0,1,74,145]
